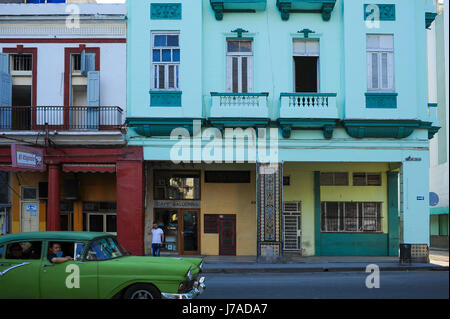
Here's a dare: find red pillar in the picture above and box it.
[116,159,144,256]
[47,163,60,231]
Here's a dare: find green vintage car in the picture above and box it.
[0,232,205,299]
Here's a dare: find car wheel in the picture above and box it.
[123,284,161,300]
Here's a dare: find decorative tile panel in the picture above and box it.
[365,92,398,109]
[150,91,182,107]
[257,163,283,257]
[151,3,182,20]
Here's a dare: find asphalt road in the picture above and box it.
[198,271,449,299]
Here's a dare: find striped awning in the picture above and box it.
[62,164,116,173]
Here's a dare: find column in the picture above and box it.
[116,159,144,256]
[387,171,399,256]
[401,157,430,245]
[256,163,283,260]
[47,163,60,231]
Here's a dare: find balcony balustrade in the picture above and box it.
[210,92,269,118]
[279,93,338,119]
[0,106,123,131]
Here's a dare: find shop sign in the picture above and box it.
[11,144,45,171]
[154,200,201,209]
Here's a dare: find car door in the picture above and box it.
[39,241,99,299]
[0,241,42,299]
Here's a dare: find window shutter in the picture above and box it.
[241,57,248,93]
[387,52,394,90]
[87,71,100,129]
[81,50,86,75]
[371,53,379,89]
[81,52,96,76]
[247,56,254,93]
[232,57,239,93]
[0,53,9,74]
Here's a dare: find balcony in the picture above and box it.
[0,106,123,131]
[279,93,338,139]
[280,93,338,119]
[210,92,269,118]
[210,0,267,20]
[276,0,337,21]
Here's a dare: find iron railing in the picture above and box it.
[0,106,123,131]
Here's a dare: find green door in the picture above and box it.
[39,241,99,299]
[0,241,42,299]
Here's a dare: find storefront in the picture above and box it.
[0,146,144,256]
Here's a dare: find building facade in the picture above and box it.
[126,0,439,258]
[428,0,449,249]
[0,2,145,255]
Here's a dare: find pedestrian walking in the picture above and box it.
[151,223,164,257]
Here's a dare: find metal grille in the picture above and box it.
[12,55,32,71]
[283,202,301,252]
[321,202,383,232]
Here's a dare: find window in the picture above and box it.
[47,241,86,261]
[0,172,9,204]
[320,172,349,186]
[152,32,180,90]
[82,202,117,234]
[321,202,382,232]
[72,54,82,73]
[367,34,394,91]
[86,237,128,261]
[5,241,42,260]
[10,54,32,72]
[21,187,38,200]
[353,173,382,186]
[154,171,200,200]
[204,215,219,234]
[0,208,11,236]
[227,40,253,93]
[293,40,319,93]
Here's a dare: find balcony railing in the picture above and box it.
[0,106,123,131]
[210,92,269,118]
[280,93,338,119]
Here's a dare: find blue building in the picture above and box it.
[126,0,439,259]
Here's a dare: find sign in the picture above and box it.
[405,156,422,162]
[26,204,38,217]
[154,200,201,209]
[417,196,425,201]
[11,145,45,171]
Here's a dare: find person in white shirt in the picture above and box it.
[151,223,165,257]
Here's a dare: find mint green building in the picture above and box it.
[126,0,439,259]
[428,0,448,249]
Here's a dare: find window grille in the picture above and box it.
[321,202,382,233]
[11,54,32,71]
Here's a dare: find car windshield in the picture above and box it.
[86,237,129,261]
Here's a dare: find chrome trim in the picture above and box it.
[0,262,31,276]
[161,276,206,300]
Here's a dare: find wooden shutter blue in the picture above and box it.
[81,52,96,76]
[0,53,9,74]
[0,72,12,130]
[87,71,100,129]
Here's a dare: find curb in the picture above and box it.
[203,266,449,274]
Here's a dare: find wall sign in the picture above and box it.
[11,144,45,171]
[154,200,201,209]
[405,156,422,162]
[417,196,425,201]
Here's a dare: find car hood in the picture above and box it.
[107,256,202,274]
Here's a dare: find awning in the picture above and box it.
[62,164,116,174]
[0,164,43,172]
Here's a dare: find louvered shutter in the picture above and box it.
[87,71,100,129]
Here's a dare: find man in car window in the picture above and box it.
[47,242,73,264]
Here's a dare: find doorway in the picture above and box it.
[154,208,200,255]
[219,215,236,256]
[294,57,318,93]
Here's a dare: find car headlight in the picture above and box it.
[187,269,193,281]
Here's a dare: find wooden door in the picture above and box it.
[219,215,236,256]
[180,209,200,255]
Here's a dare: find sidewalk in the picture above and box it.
[195,250,449,274]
